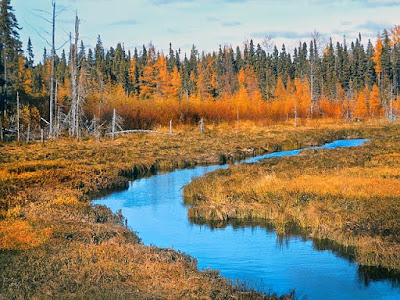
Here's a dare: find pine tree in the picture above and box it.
[78,40,86,67]
[27,37,34,68]
[235,46,243,73]
[0,0,22,113]
[167,42,175,72]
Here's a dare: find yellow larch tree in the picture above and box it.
[155,54,169,98]
[168,66,181,99]
[354,87,369,118]
[373,35,383,76]
[391,25,400,45]
[369,84,381,118]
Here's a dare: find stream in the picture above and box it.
[94,139,400,300]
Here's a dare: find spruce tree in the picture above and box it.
[0,0,22,113]
[27,37,34,68]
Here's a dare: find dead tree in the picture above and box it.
[49,0,56,137]
[110,109,123,140]
[389,83,393,122]
[84,116,103,141]
[26,122,30,142]
[16,92,20,142]
[75,64,88,139]
[112,108,116,140]
[69,15,80,136]
[0,117,3,141]
[200,118,204,134]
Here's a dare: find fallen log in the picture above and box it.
[106,129,175,136]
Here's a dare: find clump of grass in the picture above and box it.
[184,124,400,270]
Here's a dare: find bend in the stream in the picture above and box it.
[94,138,400,300]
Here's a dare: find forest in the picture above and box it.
[1,1,400,298]
[0,0,400,141]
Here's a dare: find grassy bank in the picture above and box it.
[184,123,400,271]
[0,120,387,298]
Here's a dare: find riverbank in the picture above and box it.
[184,123,400,271]
[0,121,388,298]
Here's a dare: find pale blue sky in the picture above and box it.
[14,0,400,61]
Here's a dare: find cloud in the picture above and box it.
[356,0,400,7]
[356,21,393,33]
[167,27,180,34]
[310,0,400,7]
[252,30,313,39]
[207,16,220,22]
[221,21,242,27]
[149,0,194,5]
[109,19,139,26]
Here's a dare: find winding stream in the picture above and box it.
[94,139,400,300]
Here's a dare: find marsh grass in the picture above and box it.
[0,121,387,298]
[184,123,400,270]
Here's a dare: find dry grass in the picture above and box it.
[0,120,387,298]
[184,123,400,270]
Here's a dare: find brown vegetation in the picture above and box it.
[184,123,400,271]
[1,121,351,299]
[0,121,392,298]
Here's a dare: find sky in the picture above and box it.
[13,0,400,62]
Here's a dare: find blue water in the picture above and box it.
[94,139,400,300]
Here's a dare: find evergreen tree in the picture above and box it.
[27,37,34,68]
[167,42,175,72]
[78,40,86,67]
[0,0,22,112]
[235,46,243,73]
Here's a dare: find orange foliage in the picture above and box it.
[52,46,392,129]
[0,219,52,250]
[369,84,381,117]
[354,87,369,118]
[373,35,383,75]
[391,25,400,45]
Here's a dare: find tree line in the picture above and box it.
[0,0,399,141]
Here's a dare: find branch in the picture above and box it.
[22,20,52,47]
[29,10,52,24]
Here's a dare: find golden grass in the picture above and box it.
[184,123,400,270]
[0,121,389,298]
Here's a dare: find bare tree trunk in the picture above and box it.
[112,108,116,140]
[70,15,80,136]
[310,57,314,116]
[200,118,204,134]
[170,119,172,134]
[97,70,104,120]
[76,94,80,139]
[17,92,20,142]
[26,122,30,142]
[54,80,58,135]
[49,0,56,137]
[389,82,394,122]
[0,117,3,141]
[3,43,7,117]
[294,99,298,127]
